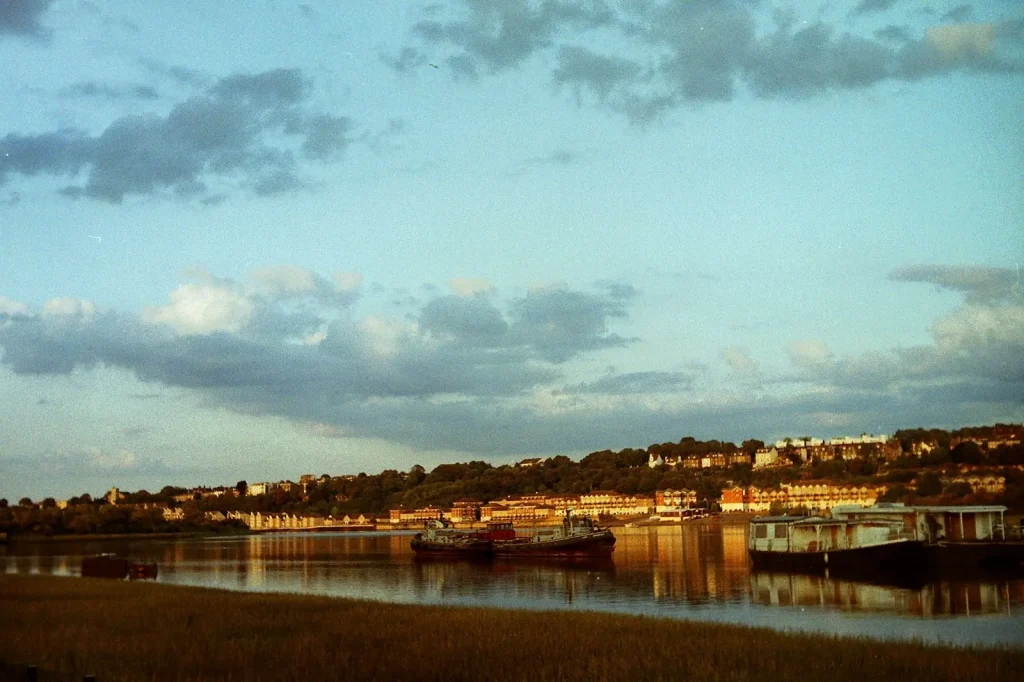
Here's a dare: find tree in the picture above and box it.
[916,472,943,497]
[18,497,33,507]
[0,498,7,509]
[741,439,765,453]
[41,498,57,508]
[236,480,248,496]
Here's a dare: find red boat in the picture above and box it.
[81,554,158,580]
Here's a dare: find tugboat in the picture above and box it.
[490,516,616,558]
[748,515,926,575]
[410,521,493,558]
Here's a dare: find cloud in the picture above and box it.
[722,346,761,382]
[143,282,254,336]
[395,1,1024,121]
[0,297,28,316]
[564,371,695,395]
[0,69,355,202]
[851,0,899,16]
[509,286,635,362]
[786,339,833,368]
[58,82,160,100]
[888,264,1021,302]
[0,0,54,39]
[941,5,974,24]
[3,267,1021,458]
[449,277,494,297]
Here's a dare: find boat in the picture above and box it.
[490,517,616,558]
[81,554,158,580]
[410,523,493,558]
[410,516,616,559]
[832,503,1024,573]
[748,515,926,574]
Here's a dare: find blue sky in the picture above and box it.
[1,0,1022,499]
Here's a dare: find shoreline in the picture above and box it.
[1,574,1020,682]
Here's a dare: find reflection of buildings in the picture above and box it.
[749,572,1016,617]
[615,526,750,603]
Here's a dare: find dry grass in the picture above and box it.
[1,574,1020,682]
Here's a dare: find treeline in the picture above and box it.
[3,424,1023,536]
[0,498,247,538]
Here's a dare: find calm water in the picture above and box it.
[4,525,1024,647]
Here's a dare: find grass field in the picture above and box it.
[1,573,1021,682]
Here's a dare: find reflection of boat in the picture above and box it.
[749,570,1014,617]
[81,554,158,580]
[491,518,616,558]
[748,516,926,575]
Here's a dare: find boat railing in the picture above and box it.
[887,528,918,542]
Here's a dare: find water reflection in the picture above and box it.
[4,526,1023,647]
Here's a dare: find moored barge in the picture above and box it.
[748,515,926,574]
[491,517,616,558]
[410,517,616,559]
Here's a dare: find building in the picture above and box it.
[247,482,272,496]
[727,452,751,466]
[655,489,697,512]
[105,487,122,505]
[448,499,482,523]
[720,487,746,512]
[753,448,779,469]
[387,506,443,524]
[517,457,547,468]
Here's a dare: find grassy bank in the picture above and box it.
[1,575,1021,682]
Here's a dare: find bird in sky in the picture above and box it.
[428,63,439,69]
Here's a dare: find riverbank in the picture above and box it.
[1,575,1020,682]
[2,529,247,543]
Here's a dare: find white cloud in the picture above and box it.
[932,303,1024,350]
[722,346,760,378]
[786,339,833,367]
[449,277,494,297]
[42,298,96,318]
[143,282,254,335]
[0,297,28,316]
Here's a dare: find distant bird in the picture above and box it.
[88,235,102,243]
[428,63,439,69]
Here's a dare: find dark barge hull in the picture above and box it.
[935,541,1024,572]
[492,530,616,558]
[410,537,493,559]
[749,540,927,574]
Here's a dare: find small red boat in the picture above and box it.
[81,554,158,580]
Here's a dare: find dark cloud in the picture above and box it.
[563,371,695,395]
[889,264,1021,302]
[413,0,615,73]
[59,82,160,100]
[0,69,354,202]
[875,25,911,43]
[509,287,635,362]
[0,0,54,38]
[419,295,510,347]
[941,5,973,23]
[522,148,580,168]
[395,1,1024,121]
[851,0,899,16]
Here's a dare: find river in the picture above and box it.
[4,524,1023,647]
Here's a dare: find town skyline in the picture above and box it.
[2,1,1023,500]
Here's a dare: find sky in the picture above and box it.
[1,0,1022,500]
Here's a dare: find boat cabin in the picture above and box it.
[749,515,912,554]
[831,504,1008,543]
